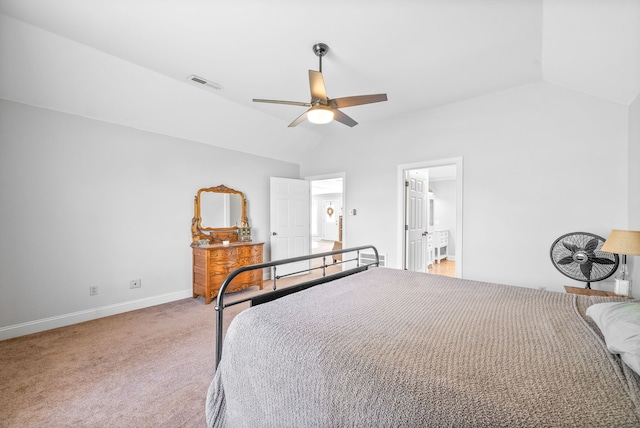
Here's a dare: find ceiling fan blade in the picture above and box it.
[253,99,311,107]
[287,110,309,127]
[333,109,358,127]
[329,94,388,109]
[309,70,328,103]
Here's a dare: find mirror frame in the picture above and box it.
[191,184,248,244]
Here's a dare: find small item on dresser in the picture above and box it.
[615,278,631,296]
[196,239,210,247]
[239,226,251,242]
[222,240,230,246]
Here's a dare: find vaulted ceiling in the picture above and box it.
[1,0,638,163]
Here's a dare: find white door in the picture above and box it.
[322,200,339,241]
[405,170,428,272]
[270,177,311,277]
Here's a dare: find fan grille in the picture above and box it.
[550,232,619,284]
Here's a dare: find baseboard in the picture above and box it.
[0,290,193,341]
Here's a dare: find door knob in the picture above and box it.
[422,231,429,236]
[272,232,277,236]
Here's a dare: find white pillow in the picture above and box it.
[586,302,640,375]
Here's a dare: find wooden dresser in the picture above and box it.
[192,242,264,304]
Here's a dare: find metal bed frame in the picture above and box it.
[214,245,380,368]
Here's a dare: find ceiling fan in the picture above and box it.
[253,43,388,127]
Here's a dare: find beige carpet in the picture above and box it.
[0,265,341,428]
[1,298,220,427]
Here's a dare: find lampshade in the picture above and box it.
[307,106,334,124]
[601,230,640,256]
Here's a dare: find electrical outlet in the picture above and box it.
[129,279,142,289]
[89,286,98,296]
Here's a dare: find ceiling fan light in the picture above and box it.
[307,106,334,124]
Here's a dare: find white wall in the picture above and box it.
[430,180,456,258]
[0,99,299,338]
[301,81,630,294]
[629,95,640,290]
[0,14,321,165]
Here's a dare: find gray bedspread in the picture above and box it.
[206,267,640,427]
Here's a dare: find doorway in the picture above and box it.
[398,158,463,278]
[308,174,345,265]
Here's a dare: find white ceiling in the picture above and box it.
[311,178,343,196]
[1,0,638,162]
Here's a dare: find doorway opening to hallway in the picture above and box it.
[309,175,344,269]
[398,158,463,278]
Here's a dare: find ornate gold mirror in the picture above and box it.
[191,185,249,244]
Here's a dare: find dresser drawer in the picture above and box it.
[227,270,262,293]
[209,264,237,277]
[209,247,237,262]
[193,242,264,304]
[237,245,261,257]
[434,230,448,246]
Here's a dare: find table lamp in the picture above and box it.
[601,229,640,296]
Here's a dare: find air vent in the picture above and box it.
[359,252,386,267]
[187,75,223,90]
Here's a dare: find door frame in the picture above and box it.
[306,172,346,250]
[397,157,463,278]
